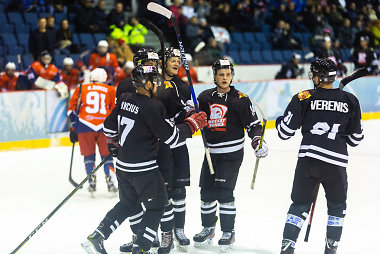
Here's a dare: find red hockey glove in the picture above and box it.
[69,127,78,143]
[184,111,207,134]
[251,136,268,158]
[107,138,119,157]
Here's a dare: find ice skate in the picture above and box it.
[324,238,338,254]
[132,246,153,254]
[173,228,190,251]
[88,175,96,197]
[105,175,118,195]
[157,231,174,254]
[280,239,295,254]
[120,234,137,253]
[218,231,235,252]
[152,233,160,249]
[193,226,215,248]
[81,230,107,254]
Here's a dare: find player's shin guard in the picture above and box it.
[201,201,217,228]
[219,202,236,232]
[172,199,186,228]
[136,208,164,251]
[84,154,96,176]
[325,201,346,253]
[160,201,174,232]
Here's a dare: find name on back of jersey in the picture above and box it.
[89,85,108,93]
[310,100,348,113]
[121,102,139,114]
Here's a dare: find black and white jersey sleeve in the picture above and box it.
[233,96,263,139]
[344,95,364,147]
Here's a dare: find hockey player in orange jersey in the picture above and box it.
[0,62,19,91]
[67,68,117,194]
[60,57,83,89]
[16,51,69,99]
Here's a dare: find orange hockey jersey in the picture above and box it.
[88,52,119,70]
[61,68,82,89]
[0,72,19,91]
[68,82,116,133]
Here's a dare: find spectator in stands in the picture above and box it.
[231,1,256,32]
[352,35,379,75]
[109,19,127,42]
[21,0,48,12]
[326,4,343,29]
[194,0,210,19]
[16,51,69,99]
[124,17,148,49]
[275,53,304,79]
[107,1,125,27]
[185,15,206,53]
[55,19,80,55]
[46,15,56,32]
[178,53,198,83]
[195,37,223,66]
[338,18,355,49]
[315,18,335,40]
[303,5,319,31]
[76,0,99,33]
[182,0,196,22]
[48,0,68,14]
[371,19,380,47]
[114,38,134,66]
[29,17,56,61]
[115,61,134,86]
[94,0,108,33]
[61,57,82,89]
[0,62,19,92]
[272,20,301,49]
[211,2,232,31]
[199,18,214,44]
[346,2,359,24]
[315,36,346,76]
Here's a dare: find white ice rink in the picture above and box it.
[1,120,379,254]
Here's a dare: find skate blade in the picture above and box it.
[194,238,213,248]
[174,239,189,252]
[81,241,99,254]
[219,243,234,252]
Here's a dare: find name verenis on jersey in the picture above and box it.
[310,100,349,113]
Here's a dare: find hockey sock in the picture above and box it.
[98,202,131,239]
[84,154,96,176]
[283,203,309,242]
[326,201,346,242]
[102,155,115,179]
[160,201,174,232]
[129,205,144,234]
[172,199,186,228]
[219,202,236,232]
[201,201,217,227]
[136,208,164,250]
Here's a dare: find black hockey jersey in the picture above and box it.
[103,93,192,173]
[116,77,135,103]
[198,86,262,154]
[276,88,364,167]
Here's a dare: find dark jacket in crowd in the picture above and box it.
[28,28,55,60]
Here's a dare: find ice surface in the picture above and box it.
[1,120,379,254]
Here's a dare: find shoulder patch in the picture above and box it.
[164,81,173,89]
[298,90,311,101]
[238,91,248,98]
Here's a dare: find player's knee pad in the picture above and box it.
[327,201,346,228]
[171,187,186,200]
[201,188,217,202]
[216,188,234,203]
[286,203,311,230]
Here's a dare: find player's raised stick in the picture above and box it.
[10,154,111,254]
[250,98,267,190]
[339,67,369,90]
[147,2,215,174]
[304,183,320,242]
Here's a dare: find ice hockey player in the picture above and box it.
[193,59,268,251]
[67,68,117,194]
[0,62,19,91]
[81,65,207,254]
[16,50,69,99]
[276,58,363,254]
[60,57,83,89]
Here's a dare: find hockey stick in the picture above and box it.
[339,67,369,90]
[139,18,166,76]
[10,154,111,254]
[68,82,84,188]
[147,2,215,175]
[250,98,267,190]
[304,182,320,242]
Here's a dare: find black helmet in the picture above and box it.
[133,48,159,66]
[132,65,160,88]
[158,47,181,62]
[309,58,337,83]
[212,59,235,76]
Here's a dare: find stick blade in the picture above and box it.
[147,2,173,19]
[339,67,369,90]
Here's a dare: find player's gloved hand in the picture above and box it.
[54,83,69,99]
[184,111,207,134]
[251,136,268,158]
[69,127,78,143]
[107,138,119,157]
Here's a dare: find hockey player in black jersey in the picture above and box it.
[276,58,364,254]
[193,59,268,251]
[81,65,207,254]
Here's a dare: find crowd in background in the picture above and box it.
[1,0,380,92]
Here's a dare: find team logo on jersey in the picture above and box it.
[298,91,311,101]
[208,104,228,129]
[164,81,173,89]
[238,91,248,98]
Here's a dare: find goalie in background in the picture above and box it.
[16,51,69,99]
[275,53,304,79]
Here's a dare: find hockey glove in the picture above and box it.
[251,136,268,158]
[54,83,69,99]
[184,111,207,134]
[69,127,78,143]
[107,138,119,157]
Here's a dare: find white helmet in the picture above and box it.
[97,40,109,48]
[124,61,134,69]
[184,53,193,62]
[63,57,74,66]
[90,68,107,83]
[5,62,16,70]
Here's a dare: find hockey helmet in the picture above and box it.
[90,68,107,83]
[5,62,16,70]
[212,59,235,76]
[158,47,181,62]
[132,65,161,88]
[309,58,337,83]
[63,57,74,66]
[40,50,52,65]
[133,48,159,66]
